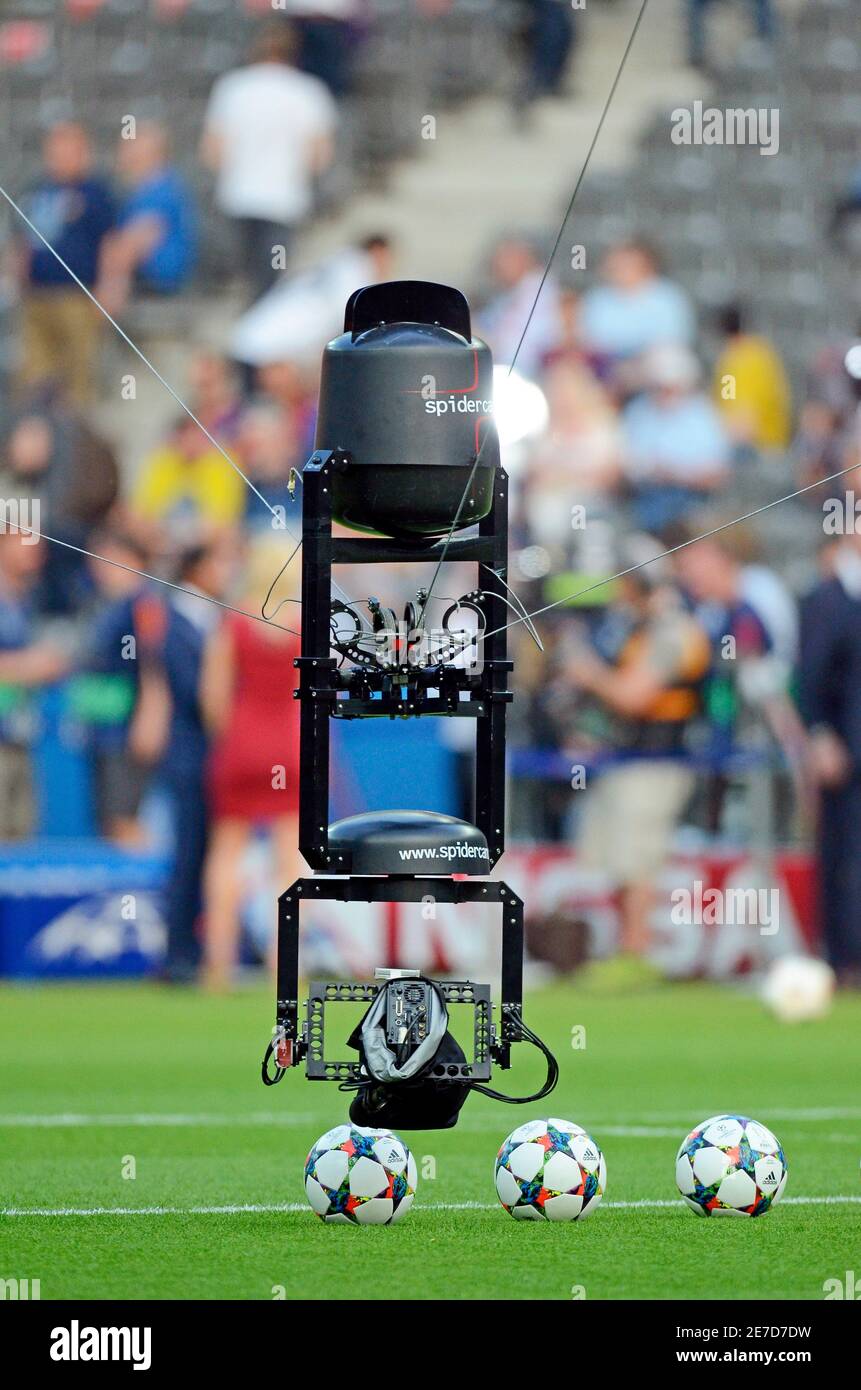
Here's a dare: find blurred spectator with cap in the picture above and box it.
[16,121,115,405]
[96,122,197,317]
[201,21,337,303]
[580,239,695,373]
[623,343,731,531]
[563,534,711,985]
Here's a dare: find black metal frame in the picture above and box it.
[304,982,492,1082]
[270,451,530,1093]
[275,875,526,1074]
[294,450,512,872]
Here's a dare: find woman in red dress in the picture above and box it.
[200,540,302,991]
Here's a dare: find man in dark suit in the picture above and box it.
[799,534,861,985]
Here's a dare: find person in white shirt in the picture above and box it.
[201,22,337,302]
[230,233,394,369]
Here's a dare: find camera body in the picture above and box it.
[384,975,432,1055]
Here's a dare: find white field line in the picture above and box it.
[3,1196,860,1218]
[3,1111,861,1132]
[0,1113,317,1128]
[644,1108,861,1123]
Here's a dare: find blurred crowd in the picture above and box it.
[0,19,366,987]
[474,231,861,988]
[1,7,860,990]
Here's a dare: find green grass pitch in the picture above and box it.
[1,979,859,1300]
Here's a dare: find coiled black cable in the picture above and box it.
[469,1019,559,1105]
[261,1040,286,1086]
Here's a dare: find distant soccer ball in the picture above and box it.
[495,1117,606,1221]
[761,955,835,1023]
[304,1124,417,1225]
[675,1114,787,1217]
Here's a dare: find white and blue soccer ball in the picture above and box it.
[675,1114,787,1217]
[495,1117,606,1221]
[304,1124,417,1225]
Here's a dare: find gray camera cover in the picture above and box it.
[360,983,449,1082]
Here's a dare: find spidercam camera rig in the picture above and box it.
[261,281,557,1130]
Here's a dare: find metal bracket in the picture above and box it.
[304,979,493,1082]
[274,875,523,1075]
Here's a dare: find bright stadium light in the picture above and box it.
[844,344,861,380]
[492,364,549,449]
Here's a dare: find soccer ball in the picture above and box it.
[761,955,834,1023]
[304,1124,417,1225]
[494,1117,606,1221]
[675,1114,787,1217]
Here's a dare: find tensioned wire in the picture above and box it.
[0,181,356,612]
[1,0,851,655]
[413,0,652,631]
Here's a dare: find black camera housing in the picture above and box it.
[315,280,499,537]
